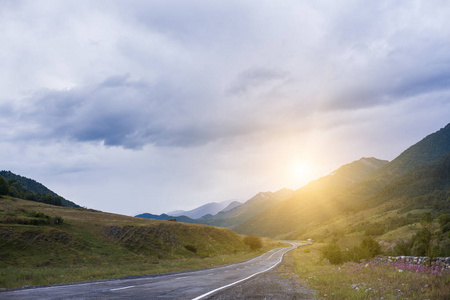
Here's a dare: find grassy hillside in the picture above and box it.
[0,197,285,289]
[234,124,450,259]
[234,157,389,238]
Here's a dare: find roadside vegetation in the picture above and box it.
[290,243,450,299]
[0,198,285,289]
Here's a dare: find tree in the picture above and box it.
[321,243,344,264]
[438,214,450,233]
[359,237,381,259]
[0,176,9,196]
[412,213,434,257]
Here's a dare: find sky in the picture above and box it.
[1,0,450,216]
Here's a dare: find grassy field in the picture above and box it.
[289,243,450,299]
[0,197,285,289]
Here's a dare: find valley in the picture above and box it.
[1,123,449,298]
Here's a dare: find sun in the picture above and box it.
[290,160,314,184]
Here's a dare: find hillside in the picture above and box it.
[0,197,283,288]
[234,158,388,237]
[371,123,450,181]
[234,123,450,244]
[304,157,388,190]
[0,170,79,208]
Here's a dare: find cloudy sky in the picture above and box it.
[1,0,449,216]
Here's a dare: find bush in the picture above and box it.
[322,238,381,265]
[243,235,263,251]
[321,243,344,264]
[52,216,64,225]
[392,239,412,256]
[359,237,381,258]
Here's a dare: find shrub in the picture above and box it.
[321,243,344,264]
[243,235,262,251]
[392,239,412,256]
[52,216,64,225]
[359,237,381,258]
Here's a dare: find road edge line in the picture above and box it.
[191,245,297,300]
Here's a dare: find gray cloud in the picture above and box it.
[1,0,450,215]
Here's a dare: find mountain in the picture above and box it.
[367,151,450,212]
[220,201,242,213]
[234,123,450,239]
[138,189,294,229]
[200,188,295,229]
[0,170,79,208]
[167,199,238,219]
[305,157,388,190]
[134,213,204,224]
[373,123,450,180]
[135,213,175,220]
[234,157,388,237]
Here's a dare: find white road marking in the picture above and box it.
[176,277,188,280]
[110,285,135,291]
[191,245,295,300]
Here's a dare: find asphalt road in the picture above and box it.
[1,243,302,300]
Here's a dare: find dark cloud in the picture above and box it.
[1,0,449,216]
[8,76,162,149]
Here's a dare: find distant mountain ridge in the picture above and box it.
[134,213,202,224]
[136,123,450,241]
[235,123,450,238]
[137,188,294,229]
[167,199,240,219]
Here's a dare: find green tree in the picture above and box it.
[0,176,9,196]
[412,213,434,257]
[392,239,412,256]
[321,243,344,264]
[438,214,450,233]
[359,237,381,259]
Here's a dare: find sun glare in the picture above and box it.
[291,160,314,184]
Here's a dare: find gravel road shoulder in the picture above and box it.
[205,250,316,299]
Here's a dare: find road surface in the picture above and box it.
[1,243,302,299]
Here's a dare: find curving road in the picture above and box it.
[0,243,302,300]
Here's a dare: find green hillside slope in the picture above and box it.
[0,198,282,288]
[235,123,450,239]
[235,158,389,238]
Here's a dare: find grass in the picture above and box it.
[289,243,450,299]
[0,250,270,289]
[0,197,286,289]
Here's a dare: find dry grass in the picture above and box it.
[0,198,286,289]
